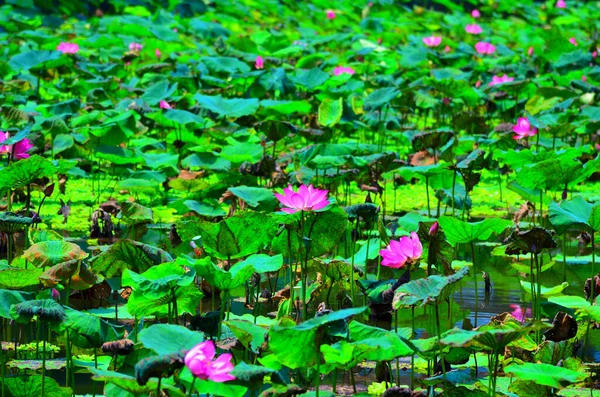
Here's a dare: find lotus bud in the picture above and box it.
[562,185,568,200]
[51,288,60,301]
[429,221,439,236]
[44,184,55,197]
[581,92,595,105]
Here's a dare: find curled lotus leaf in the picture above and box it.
[0,212,33,234]
[393,266,469,308]
[39,259,79,287]
[0,155,56,192]
[10,299,66,324]
[69,262,102,290]
[134,350,186,386]
[23,241,87,268]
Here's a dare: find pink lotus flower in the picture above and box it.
[326,10,336,19]
[512,117,537,140]
[593,51,598,59]
[465,24,482,34]
[155,49,161,59]
[57,42,79,54]
[475,80,482,88]
[596,144,600,151]
[444,45,451,53]
[475,42,496,55]
[423,36,442,47]
[184,340,235,382]
[255,55,264,70]
[509,304,532,323]
[528,46,534,56]
[555,0,566,8]
[582,75,588,83]
[274,184,330,214]
[380,232,423,269]
[429,221,439,236]
[0,132,33,160]
[333,66,355,76]
[129,42,143,52]
[471,9,481,18]
[569,37,578,46]
[160,100,172,110]
[489,74,514,87]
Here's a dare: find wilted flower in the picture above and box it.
[184,340,235,382]
[555,0,566,8]
[569,37,578,46]
[155,48,161,59]
[326,10,336,19]
[274,184,330,214]
[380,232,423,269]
[475,41,495,55]
[465,24,482,34]
[255,55,264,70]
[423,36,442,47]
[159,100,172,110]
[129,42,143,52]
[489,74,514,87]
[528,46,534,56]
[333,66,355,76]
[509,304,532,323]
[0,132,33,160]
[471,9,481,18]
[57,42,79,54]
[512,117,537,140]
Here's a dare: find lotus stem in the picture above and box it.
[425,176,431,217]
[187,378,196,396]
[470,242,478,327]
[287,228,294,317]
[451,170,457,216]
[41,325,46,395]
[332,369,337,394]
[591,229,596,304]
[435,304,446,381]
[410,306,415,391]
[218,289,226,340]
[93,348,97,397]
[563,234,567,283]
[315,347,320,397]
[156,377,162,397]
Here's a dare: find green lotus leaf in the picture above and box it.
[90,239,173,279]
[89,369,184,396]
[120,201,153,223]
[194,94,259,118]
[318,97,343,127]
[138,324,204,355]
[520,280,568,298]
[23,241,87,268]
[438,216,512,246]
[10,299,66,324]
[181,256,254,291]
[267,306,367,369]
[0,375,70,397]
[0,212,34,234]
[504,362,587,389]
[8,50,61,71]
[0,156,57,193]
[229,362,285,385]
[0,267,43,289]
[0,290,33,319]
[227,186,278,210]
[60,307,125,349]
[224,319,268,354]
[548,196,600,234]
[393,266,469,308]
[29,229,63,244]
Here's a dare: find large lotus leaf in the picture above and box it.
[89,369,184,396]
[520,280,568,298]
[0,290,32,319]
[0,212,34,234]
[292,68,330,90]
[0,155,56,192]
[120,201,153,223]
[364,87,401,111]
[194,94,259,118]
[318,97,343,127]
[184,256,254,291]
[70,262,102,290]
[184,200,227,217]
[548,196,600,234]
[8,50,61,71]
[254,120,297,143]
[236,254,283,274]
[138,324,205,355]
[23,241,87,268]
[181,368,247,397]
[516,157,585,191]
[122,262,194,291]
[195,212,278,260]
[0,375,69,397]
[504,363,587,389]
[227,186,278,210]
[10,299,66,324]
[267,306,367,369]
[38,259,79,287]
[438,216,512,246]
[345,322,412,362]
[94,146,144,165]
[29,229,63,243]
[0,267,43,289]
[229,362,284,385]
[161,109,204,125]
[393,267,469,308]
[90,239,172,278]
[440,321,544,352]
[321,339,381,370]
[224,319,268,354]
[127,283,202,318]
[271,205,348,260]
[412,130,454,151]
[60,307,124,349]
